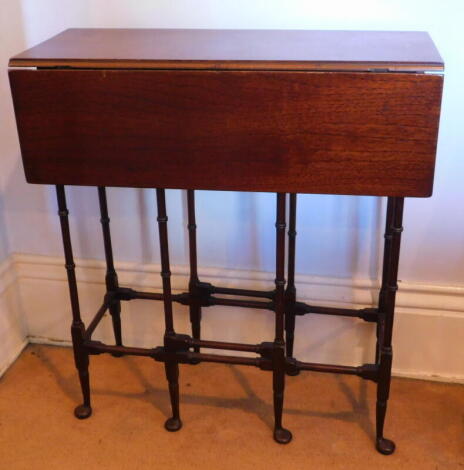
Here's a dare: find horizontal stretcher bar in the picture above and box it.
[187,352,261,367]
[85,341,162,358]
[210,285,275,299]
[188,338,262,353]
[115,286,274,310]
[84,288,379,342]
[208,296,273,310]
[292,360,378,381]
[110,286,378,320]
[83,293,116,340]
[83,339,379,381]
[84,340,262,366]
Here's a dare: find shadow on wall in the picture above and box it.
[0,195,9,262]
[293,194,384,280]
[2,151,388,283]
[2,159,58,258]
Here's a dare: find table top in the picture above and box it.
[9,28,444,197]
[9,28,443,72]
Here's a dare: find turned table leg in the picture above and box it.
[156,188,182,432]
[97,187,123,353]
[375,196,404,455]
[56,185,92,419]
[273,193,292,444]
[187,189,202,354]
[285,193,298,371]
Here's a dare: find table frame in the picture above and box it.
[56,185,403,455]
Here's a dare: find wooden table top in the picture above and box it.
[9,28,443,72]
[8,28,444,196]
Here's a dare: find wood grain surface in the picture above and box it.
[9,29,444,72]
[9,68,443,196]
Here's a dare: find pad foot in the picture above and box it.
[74,404,92,419]
[165,417,182,432]
[376,437,396,455]
[274,427,293,444]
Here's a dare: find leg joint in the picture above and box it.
[359,308,379,322]
[258,342,285,371]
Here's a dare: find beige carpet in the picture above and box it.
[0,344,462,469]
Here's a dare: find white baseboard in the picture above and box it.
[0,257,28,377]
[0,339,28,378]
[12,253,464,384]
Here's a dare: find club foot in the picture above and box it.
[274,427,293,444]
[164,417,182,432]
[74,404,92,419]
[286,369,300,376]
[376,437,396,455]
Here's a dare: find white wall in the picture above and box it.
[0,0,28,373]
[0,1,463,379]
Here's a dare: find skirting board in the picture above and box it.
[0,257,28,377]
[6,253,464,383]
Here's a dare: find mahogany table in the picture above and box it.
[8,28,443,455]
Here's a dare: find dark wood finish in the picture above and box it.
[9,29,443,72]
[9,69,442,197]
[208,296,273,310]
[97,187,122,352]
[11,28,443,456]
[294,360,377,379]
[156,188,182,432]
[187,352,260,367]
[110,284,377,319]
[66,190,403,453]
[86,341,162,358]
[56,185,92,419]
[285,194,297,364]
[211,285,274,299]
[294,303,378,321]
[156,189,175,334]
[375,197,404,455]
[84,297,112,340]
[51,187,410,454]
[187,190,201,355]
[272,194,292,444]
[119,289,163,301]
[188,338,261,354]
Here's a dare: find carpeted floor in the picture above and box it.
[0,344,462,469]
